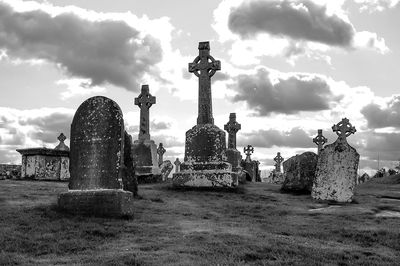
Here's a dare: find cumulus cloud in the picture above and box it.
[354,0,400,12]
[238,127,314,148]
[0,1,163,91]
[230,67,342,116]
[150,120,171,131]
[361,96,400,128]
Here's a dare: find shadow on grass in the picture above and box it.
[165,185,247,194]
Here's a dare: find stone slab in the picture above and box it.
[172,170,238,188]
[58,189,134,217]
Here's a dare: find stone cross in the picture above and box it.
[274,152,284,173]
[224,113,241,149]
[58,133,66,143]
[244,145,254,162]
[189,41,221,125]
[174,158,181,173]
[55,132,69,151]
[332,118,356,141]
[157,143,166,166]
[313,129,328,155]
[134,85,156,141]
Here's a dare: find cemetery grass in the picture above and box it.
[0,179,400,265]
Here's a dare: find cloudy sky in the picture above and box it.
[0,0,399,175]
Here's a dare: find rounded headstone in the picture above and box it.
[69,96,124,190]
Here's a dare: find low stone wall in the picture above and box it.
[0,164,21,179]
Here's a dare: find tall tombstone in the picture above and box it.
[174,158,181,173]
[172,41,237,188]
[313,129,327,155]
[312,118,359,202]
[131,85,161,183]
[274,152,284,173]
[157,143,166,166]
[58,96,134,217]
[224,113,243,182]
[241,145,258,182]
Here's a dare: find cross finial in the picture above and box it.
[58,133,66,142]
[313,129,328,155]
[274,152,284,173]
[189,41,221,125]
[157,143,166,166]
[332,118,356,141]
[135,85,156,141]
[244,145,254,162]
[224,113,241,149]
[55,132,69,151]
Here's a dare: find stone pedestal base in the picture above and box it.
[132,139,161,179]
[172,170,238,188]
[58,189,134,217]
[137,174,162,184]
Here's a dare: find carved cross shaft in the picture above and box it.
[157,143,166,166]
[224,113,241,149]
[313,129,327,155]
[332,118,356,141]
[274,152,284,172]
[134,85,156,141]
[174,158,181,173]
[189,41,221,125]
[244,145,254,162]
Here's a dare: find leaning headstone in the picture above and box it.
[122,131,138,197]
[157,143,166,167]
[312,118,359,202]
[281,152,318,194]
[160,160,173,181]
[172,41,236,188]
[131,85,162,183]
[58,96,134,217]
[313,129,327,155]
[274,152,284,173]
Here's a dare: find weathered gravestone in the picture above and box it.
[358,172,370,184]
[160,160,173,180]
[157,143,166,166]
[241,145,260,182]
[224,113,244,182]
[174,158,181,173]
[312,118,359,202]
[122,131,138,196]
[131,85,162,183]
[313,129,327,155]
[281,152,318,194]
[58,96,134,217]
[172,42,237,188]
[274,152,284,173]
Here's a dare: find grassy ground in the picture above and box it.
[0,178,399,266]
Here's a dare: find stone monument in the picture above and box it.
[274,152,284,173]
[157,143,166,166]
[131,85,162,183]
[312,118,359,202]
[224,113,244,182]
[174,158,181,173]
[241,145,260,182]
[122,131,138,196]
[160,160,173,181]
[313,129,327,155]
[58,96,134,217]
[172,41,237,188]
[281,152,318,194]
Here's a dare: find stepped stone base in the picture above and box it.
[58,189,134,217]
[172,170,238,188]
[137,174,162,184]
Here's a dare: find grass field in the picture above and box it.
[0,177,400,265]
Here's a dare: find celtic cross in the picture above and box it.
[157,143,166,166]
[244,145,254,162]
[174,158,181,173]
[274,152,284,173]
[313,129,328,155]
[224,113,241,149]
[189,41,221,125]
[134,85,156,141]
[332,118,356,141]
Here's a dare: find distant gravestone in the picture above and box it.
[174,158,181,173]
[58,96,134,217]
[224,113,243,182]
[274,152,284,173]
[157,143,166,167]
[313,129,327,155]
[131,85,161,183]
[160,160,173,180]
[122,131,138,196]
[281,152,318,194]
[241,145,260,182]
[312,118,359,202]
[358,172,370,184]
[244,145,254,163]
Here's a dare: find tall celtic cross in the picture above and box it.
[189,41,221,125]
[174,158,181,173]
[332,118,356,141]
[313,129,327,155]
[224,113,241,149]
[244,145,254,162]
[274,152,284,172]
[134,85,156,141]
[157,143,166,166]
